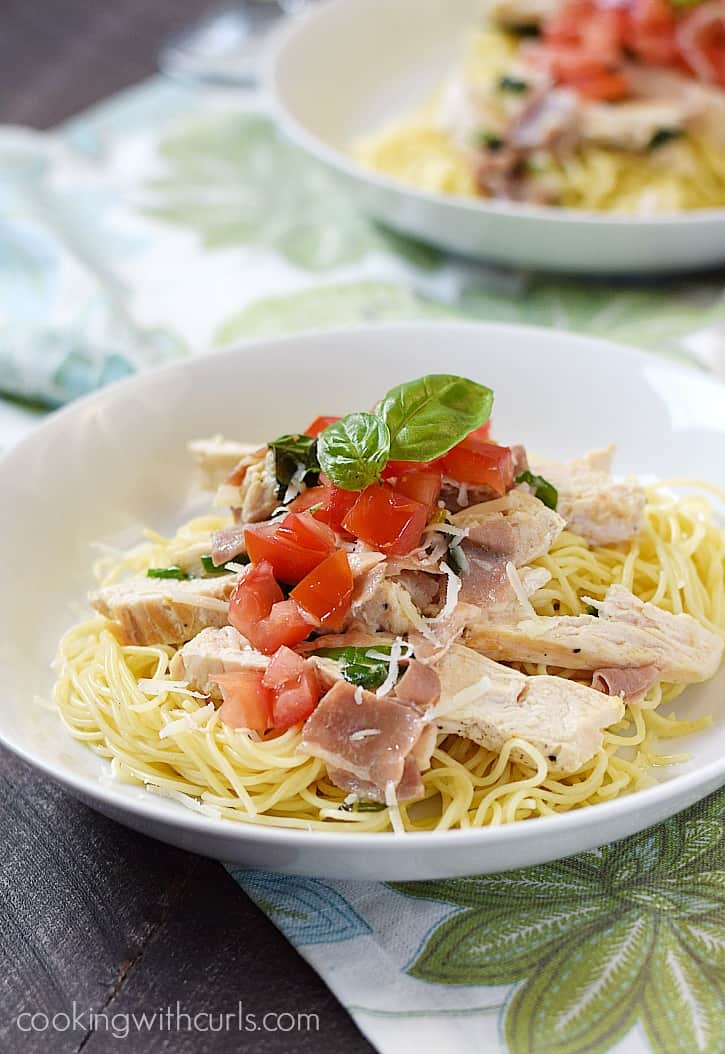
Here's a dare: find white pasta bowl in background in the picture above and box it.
[263,0,725,274]
[0,322,724,879]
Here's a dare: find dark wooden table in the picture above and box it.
[0,4,373,1050]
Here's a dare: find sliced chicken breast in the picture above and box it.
[452,488,566,565]
[466,584,723,684]
[214,448,279,522]
[169,626,267,700]
[89,572,241,646]
[432,644,623,772]
[529,446,645,546]
[189,437,261,490]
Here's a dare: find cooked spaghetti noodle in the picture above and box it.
[54,483,725,833]
[354,25,725,213]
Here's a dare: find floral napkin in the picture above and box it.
[1,72,724,1054]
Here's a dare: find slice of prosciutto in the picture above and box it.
[300,680,433,802]
[211,524,248,566]
[591,665,660,704]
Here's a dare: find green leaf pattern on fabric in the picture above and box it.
[390,788,725,1054]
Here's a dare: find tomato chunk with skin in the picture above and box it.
[288,485,328,514]
[273,666,321,730]
[343,484,428,556]
[229,560,282,634]
[291,549,354,628]
[245,512,335,584]
[395,467,442,513]
[212,670,273,733]
[304,415,341,438]
[229,562,313,654]
[262,645,306,689]
[441,438,515,495]
[249,599,313,655]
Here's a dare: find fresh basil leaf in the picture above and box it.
[498,75,529,93]
[585,604,600,617]
[378,374,493,462]
[201,553,250,575]
[147,566,189,580]
[317,413,390,492]
[313,645,392,691]
[515,470,558,510]
[268,433,320,497]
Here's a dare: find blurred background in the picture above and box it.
[1,0,252,126]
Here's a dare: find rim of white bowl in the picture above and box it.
[262,0,725,230]
[1,320,724,850]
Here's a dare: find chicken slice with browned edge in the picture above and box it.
[169,626,268,700]
[452,488,566,565]
[89,572,242,646]
[432,644,623,772]
[529,446,646,546]
[466,584,723,685]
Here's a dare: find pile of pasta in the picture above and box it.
[54,482,725,832]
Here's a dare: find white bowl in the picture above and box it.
[263,0,725,274]
[1,322,724,879]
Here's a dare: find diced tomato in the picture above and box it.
[570,70,631,101]
[291,549,354,628]
[322,486,358,533]
[468,420,492,442]
[288,485,328,514]
[229,560,282,636]
[304,415,341,438]
[249,599,313,655]
[395,467,442,513]
[212,670,274,733]
[245,512,335,584]
[262,645,306,689]
[260,646,322,730]
[343,483,428,556]
[440,438,515,495]
[272,666,321,730]
[382,458,439,479]
[229,562,313,654]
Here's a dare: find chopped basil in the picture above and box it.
[648,127,683,150]
[268,433,320,499]
[515,470,558,510]
[378,375,494,463]
[507,22,541,36]
[498,75,529,93]
[313,645,393,691]
[585,604,600,617]
[446,542,466,576]
[201,553,249,575]
[473,131,504,152]
[317,413,391,492]
[146,566,189,580]
[340,800,386,813]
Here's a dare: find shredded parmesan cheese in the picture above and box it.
[436,562,462,621]
[430,676,492,718]
[354,687,364,705]
[138,678,207,698]
[349,728,382,741]
[374,637,407,697]
[146,784,223,818]
[283,462,308,504]
[505,561,536,617]
[385,780,405,834]
[225,561,248,574]
[159,702,216,738]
